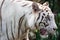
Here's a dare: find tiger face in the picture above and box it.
[27,2,58,38]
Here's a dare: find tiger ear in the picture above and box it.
[32,2,40,12]
[43,2,49,6]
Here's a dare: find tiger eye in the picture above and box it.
[45,24,49,27]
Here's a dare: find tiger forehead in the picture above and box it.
[38,5,50,13]
[42,10,50,17]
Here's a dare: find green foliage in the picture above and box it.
[35,29,41,40]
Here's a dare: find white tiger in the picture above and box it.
[0,0,57,40]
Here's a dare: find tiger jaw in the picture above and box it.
[39,28,48,38]
[39,29,56,38]
[40,34,48,38]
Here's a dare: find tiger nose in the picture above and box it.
[53,27,58,30]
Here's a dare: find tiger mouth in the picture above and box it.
[40,28,48,35]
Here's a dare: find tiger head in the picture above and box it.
[26,2,58,38]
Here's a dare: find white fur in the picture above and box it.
[1,0,57,40]
[27,14,35,27]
